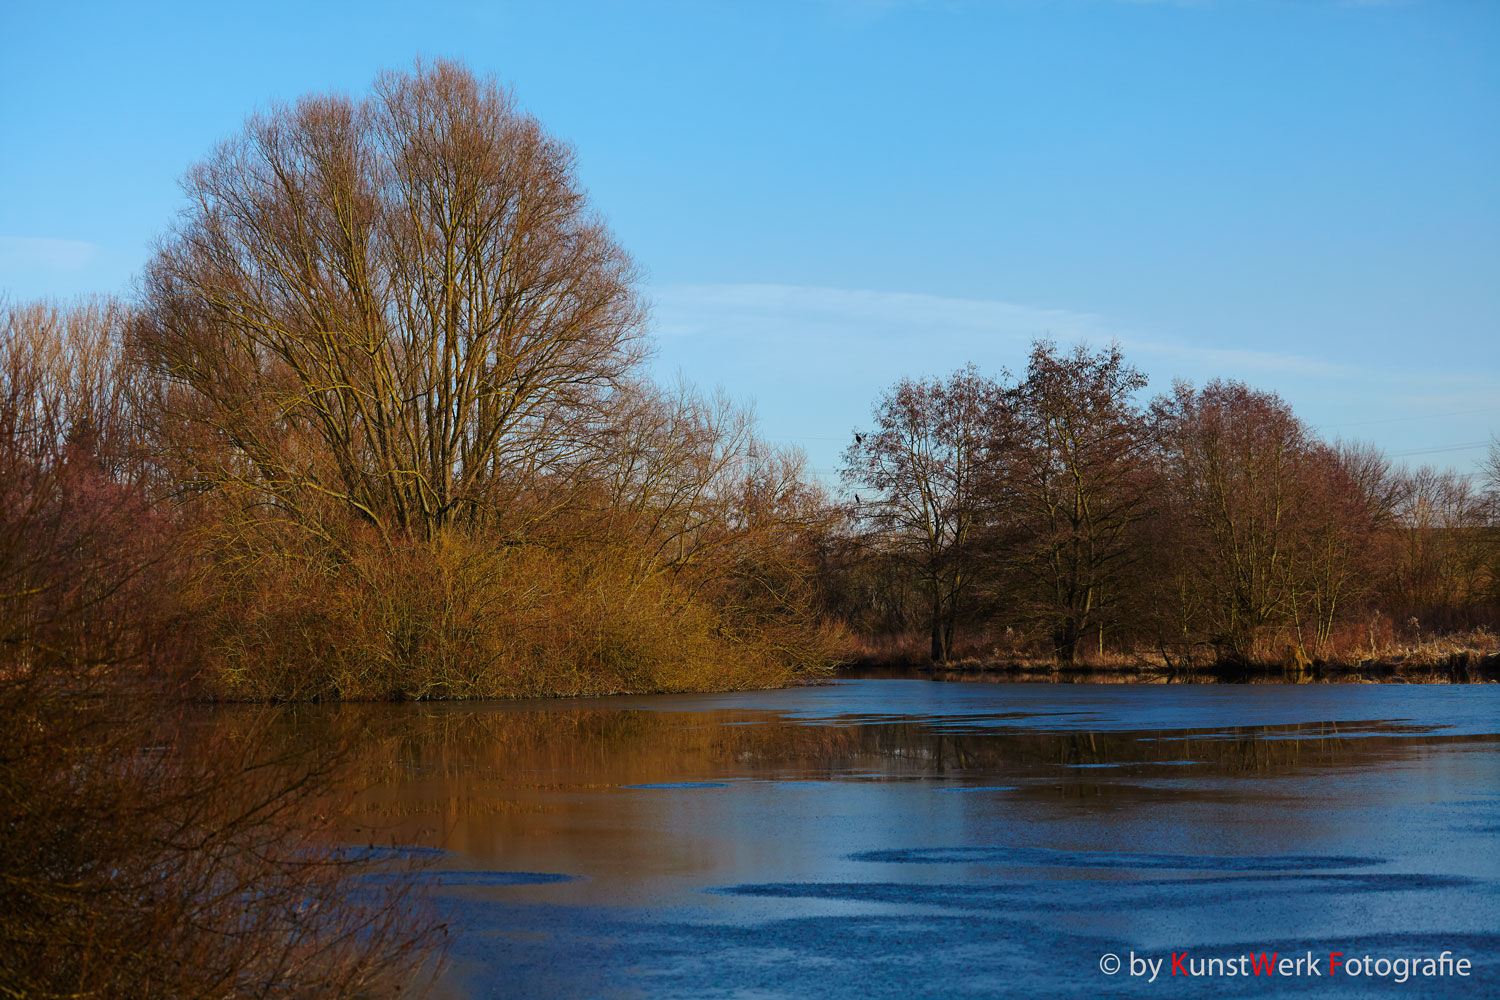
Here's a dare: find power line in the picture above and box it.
[1327,406,1500,429]
[1389,440,1493,458]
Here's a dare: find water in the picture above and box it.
[312,680,1500,998]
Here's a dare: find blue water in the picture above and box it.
[332,680,1500,998]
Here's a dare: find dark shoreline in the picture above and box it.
[838,652,1500,685]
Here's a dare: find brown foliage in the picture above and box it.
[1,301,442,998]
[1146,380,1392,662]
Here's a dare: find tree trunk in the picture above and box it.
[1053,617,1080,665]
[931,593,948,662]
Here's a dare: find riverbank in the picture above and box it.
[840,628,1500,684]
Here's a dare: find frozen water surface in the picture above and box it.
[307,680,1499,998]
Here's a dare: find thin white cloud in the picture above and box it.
[657,283,1098,337]
[649,282,1497,482]
[652,282,1357,381]
[0,236,100,272]
[1122,336,1357,379]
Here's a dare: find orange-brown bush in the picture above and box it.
[191,518,841,702]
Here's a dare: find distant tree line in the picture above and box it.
[830,342,1500,668]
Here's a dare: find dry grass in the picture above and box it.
[842,626,1499,684]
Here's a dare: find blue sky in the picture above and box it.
[2,0,1496,485]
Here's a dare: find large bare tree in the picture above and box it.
[1151,379,1337,660]
[1007,340,1152,664]
[136,61,647,545]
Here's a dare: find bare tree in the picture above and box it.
[1007,340,1151,663]
[568,380,836,651]
[2,297,142,480]
[1290,443,1389,656]
[585,380,763,584]
[1151,380,1316,660]
[1486,436,1500,507]
[843,365,1008,662]
[1388,465,1491,624]
[1486,436,1500,606]
[135,60,647,547]
[1,302,442,999]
